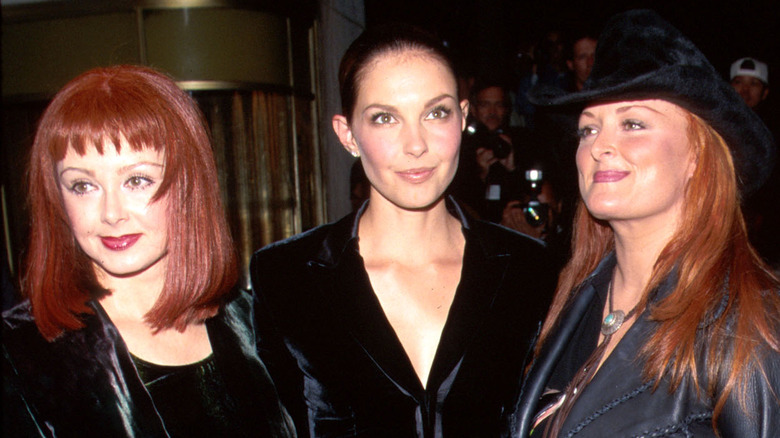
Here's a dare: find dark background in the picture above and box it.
[365,0,780,93]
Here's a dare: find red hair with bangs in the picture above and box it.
[537,111,780,426]
[24,65,238,340]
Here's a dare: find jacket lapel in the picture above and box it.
[426,222,508,391]
[512,254,616,438]
[305,206,425,400]
[84,302,170,435]
[303,198,512,401]
[557,272,680,434]
[207,291,296,437]
[558,310,657,434]
[336,252,425,398]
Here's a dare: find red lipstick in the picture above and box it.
[100,234,141,251]
[593,170,629,183]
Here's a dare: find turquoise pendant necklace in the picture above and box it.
[601,281,637,336]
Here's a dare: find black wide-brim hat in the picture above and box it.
[530,9,776,195]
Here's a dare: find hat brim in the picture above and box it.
[530,65,776,196]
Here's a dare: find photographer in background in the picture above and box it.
[450,80,547,223]
[500,168,569,270]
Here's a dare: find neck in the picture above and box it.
[358,196,463,264]
[97,260,166,321]
[609,215,678,308]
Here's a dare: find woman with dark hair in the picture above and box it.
[509,10,780,438]
[251,24,556,437]
[2,65,295,437]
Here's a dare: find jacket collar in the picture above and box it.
[309,195,488,269]
[304,196,512,400]
[513,253,686,437]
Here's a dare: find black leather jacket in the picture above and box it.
[3,290,296,437]
[507,254,780,437]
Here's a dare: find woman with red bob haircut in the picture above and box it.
[3,65,295,437]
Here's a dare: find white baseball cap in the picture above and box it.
[730,57,769,85]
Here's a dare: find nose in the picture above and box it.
[101,187,128,225]
[588,128,616,161]
[402,122,428,158]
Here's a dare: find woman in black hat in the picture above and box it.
[509,9,780,438]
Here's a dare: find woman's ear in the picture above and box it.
[332,115,360,157]
[460,99,470,131]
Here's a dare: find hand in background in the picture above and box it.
[501,200,545,239]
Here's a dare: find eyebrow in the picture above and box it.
[581,104,665,119]
[615,104,664,115]
[363,93,457,114]
[59,161,164,178]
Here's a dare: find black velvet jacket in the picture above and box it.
[2,290,296,437]
[507,254,780,437]
[251,198,557,437]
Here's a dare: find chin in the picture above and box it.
[94,254,167,279]
[582,199,623,221]
[390,192,446,211]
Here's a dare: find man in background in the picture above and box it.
[730,57,769,110]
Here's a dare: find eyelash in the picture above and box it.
[370,112,395,125]
[68,180,94,195]
[577,126,597,138]
[577,119,646,138]
[66,174,155,196]
[622,119,645,130]
[370,104,453,124]
[426,105,451,120]
[126,174,155,190]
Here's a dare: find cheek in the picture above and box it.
[575,143,590,173]
[61,196,93,236]
[144,199,170,238]
[431,123,463,154]
[639,141,691,185]
[359,137,396,172]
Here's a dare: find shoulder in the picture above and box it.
[717,342,780,437]
[254,223,332,257]
[251,220,345,269]
[250,212,358,285]
[3,301,109,367]
[466,218,550,260]
[3,301,48,359]
[215,288,254,329]
[3,300,35,331]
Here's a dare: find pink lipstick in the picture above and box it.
[100,234,141,251]
[593,170,629,183]
[397,168,434,183]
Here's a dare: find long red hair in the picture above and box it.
[537,110,780,425]
[24,65,238,340]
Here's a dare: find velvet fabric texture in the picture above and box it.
[529,9,776,195]
[507,254,780,437]
[2,290,296,437]
[251,198,557,437]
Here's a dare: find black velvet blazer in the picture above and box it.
[251,199,557,437]
[2,290,296,437]
[507,254,780,437]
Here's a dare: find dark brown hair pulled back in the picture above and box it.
[338,23,456,122]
